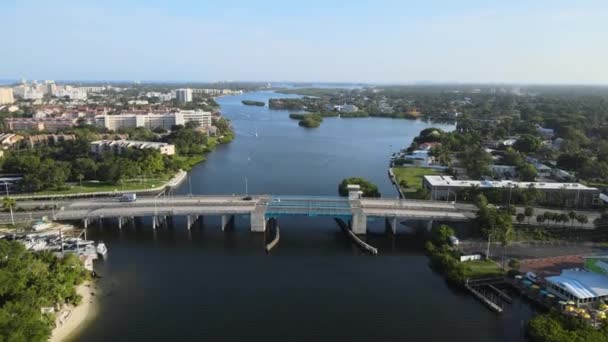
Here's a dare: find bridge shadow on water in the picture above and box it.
[81,215,430,256]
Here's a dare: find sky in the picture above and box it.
[1,0,607,84]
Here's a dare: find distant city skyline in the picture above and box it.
[1,0,607,84]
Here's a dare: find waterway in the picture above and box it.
[76,90,533,341]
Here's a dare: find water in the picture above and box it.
[76,90,533,341]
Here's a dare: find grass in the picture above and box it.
[462,259,505,279]
[18,177,171,196]
[393,166,444,198]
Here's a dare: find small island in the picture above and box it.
[289,113,324,128]
[242,100,265,106]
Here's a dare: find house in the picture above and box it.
[418,142,441,151]
[0,133,24,149]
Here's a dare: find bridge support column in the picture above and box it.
[351,210,367,235]
[221,215,235,231]
[250,211,266,233]
[186,215,197,230]
[152,216,157,230]
[83,218,88,230]
[198,215,204,229]
[118,217,123,230]
[385,217,397,235]
[425,220,434,232]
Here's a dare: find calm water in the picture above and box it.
[77,91,533,341]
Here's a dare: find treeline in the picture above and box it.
[0,241,89,341]
[0,118,235,192]
[241,100,265,106]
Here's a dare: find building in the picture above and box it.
[175,88,193,104]
[90,140,175,155]
[0,88,14,105]
[334,104,359,113]
[27,134,76,147]
[94,111,211,131]
[546,269,608,306]
[422,175,600,208]
[0,133,24,149]
[4,118,77,132]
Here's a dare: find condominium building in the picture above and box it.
[422,175,601,209]
[4,118,77,132]
[90,140,175,155]
[94,111,212,131]
[0,88,14,105]
[175,88,193,104]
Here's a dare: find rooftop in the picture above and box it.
[546,269,608,299]
[423,175,598,191]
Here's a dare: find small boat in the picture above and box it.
[96,242,108,257]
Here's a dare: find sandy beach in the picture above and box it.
[50,281,98,342]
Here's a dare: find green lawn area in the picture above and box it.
[462,259,505,279]
[19,177,170,196]
[172,155,206,171]
[393,167,444,198]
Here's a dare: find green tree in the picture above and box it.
[338,177,381,198]
[430,224,455,246]
[513,134,541,153]
[524,206,534,223]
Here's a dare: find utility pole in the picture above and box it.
[245,177,248,196]
[486,231,492,259]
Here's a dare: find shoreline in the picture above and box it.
[50,281,98,342]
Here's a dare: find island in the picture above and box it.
[242,100,265,106]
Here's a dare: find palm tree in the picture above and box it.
[568,211,577,227]
[2,197,15,226]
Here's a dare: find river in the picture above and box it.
[76,90,533,341]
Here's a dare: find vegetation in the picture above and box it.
[1,118,234,193]
[392,166,442,199]
[527,311,608,342]
[241,100,265,106]
[0,240,89,341]
[338,177,381,198]
[425,224,504,285]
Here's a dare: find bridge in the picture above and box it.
[37,186,477,234]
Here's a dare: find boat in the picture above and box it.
[96,242,108,257]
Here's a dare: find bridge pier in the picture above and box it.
[83,218,88,230]
[250,211,266,232]
[351,209,367,235]
[152,216,157,230]
[425,220,434,232]
[385,217,397,235]
[221,215,235,231]
[197,215,204,229]
[118,217,123,230]
[186,215,198,230]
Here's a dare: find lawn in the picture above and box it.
[392,166,443,198]
[18,177,170,196]
[462,259,505,279]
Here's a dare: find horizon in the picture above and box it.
[2,0,608,84]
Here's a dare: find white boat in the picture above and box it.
[96,242,108,257]
[32,221,54,231]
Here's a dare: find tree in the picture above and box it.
[568,211,577,226]
[516,213,526,224]
[2,197,15,225]
[430,224,455,246]
[458,145,492,179]
[524,206,534,223]
[338,178,381,198]
[536,215,546,224]
[513,134,541,153]
[517,163,537,181]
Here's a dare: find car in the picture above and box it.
[242,196,252,201]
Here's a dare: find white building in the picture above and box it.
[0,88,14,105]
[175,88,193,104]
[53,85,87,100]
[95,111,212,131]
[546,269,608,306]
[422,175,600,208]
[90,140,175,155]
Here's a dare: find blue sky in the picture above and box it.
[1,0,607,83]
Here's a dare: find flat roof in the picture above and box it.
[423,175,598,191]
[546,269,608,299]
